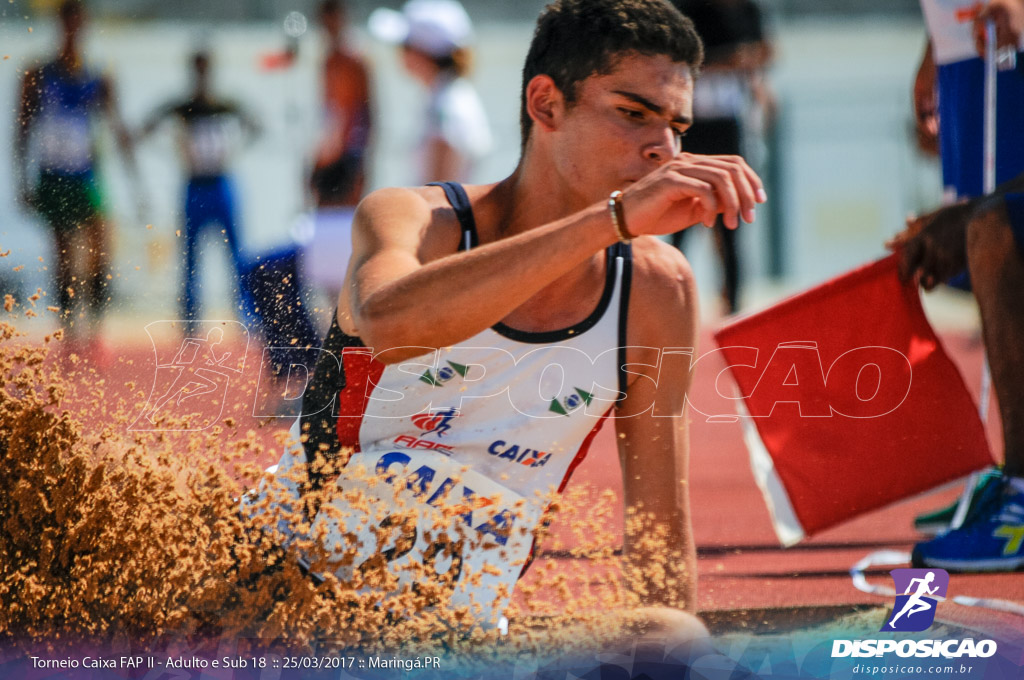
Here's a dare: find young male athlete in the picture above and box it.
[259,0,765,635]
[14,0,137,349]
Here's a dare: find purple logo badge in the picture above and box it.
[882,568,949,632]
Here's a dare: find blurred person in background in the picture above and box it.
[910,0,1024,533]
[311,0,373,208]
[891,169,1024,573]
[14,0,138,356]
[369,0,492,183]
[138,49,318,409]
[136,49,260,335]
[669,0,773,315]
[300,0,374,310]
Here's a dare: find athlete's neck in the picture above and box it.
[58,43,82,71]
[494,154,596,239]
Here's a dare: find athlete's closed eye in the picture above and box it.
[619,107,646,121]
[672,127,687,150]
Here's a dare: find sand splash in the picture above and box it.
[0,311,685,662]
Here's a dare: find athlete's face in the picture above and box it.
[551,52,694,205]
[321,7,345,41]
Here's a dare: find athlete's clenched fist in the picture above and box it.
[618,152,766,236]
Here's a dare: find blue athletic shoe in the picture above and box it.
[913,468,1002,536]
[912,477,1024,572]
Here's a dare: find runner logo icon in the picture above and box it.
[411,408,459,438]
[882,568,949,632]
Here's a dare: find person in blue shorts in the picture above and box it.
[894,0,1024,568]
[904,0,1024,561]
[893,175,1024,572]
[137,49,260,333]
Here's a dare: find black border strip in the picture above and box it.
[616,242,633,401]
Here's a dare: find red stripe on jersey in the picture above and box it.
[557,408,612,493]
[518,408,614,579]
[335,348,386,452]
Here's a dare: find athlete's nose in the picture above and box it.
[642,126,677,165]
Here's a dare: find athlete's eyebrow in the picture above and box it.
[612,90,692,126]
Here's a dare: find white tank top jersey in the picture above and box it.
[250,182,633,624]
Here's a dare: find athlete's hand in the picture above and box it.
[887,203,972,290]
[974,0,1024,55]
[619,153,765,236]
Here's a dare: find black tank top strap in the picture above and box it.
[431,180,633,398]
[613,242,633,402]
[428,181,479,251]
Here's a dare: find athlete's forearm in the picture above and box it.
[101,78,139,174]
[354,201,619,361]
[989,171,1024,200]
[623,511,697,612]
[618,413,697,612]
[960,171,1024,220]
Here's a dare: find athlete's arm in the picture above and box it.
[99,75,138,174]
[229,100,263,146]
[889,170,1024,288]
[913,39,939,157]
[136,101,177,141]
[347,155,762,362]
[14,67,40,209]
[614,242,699,612]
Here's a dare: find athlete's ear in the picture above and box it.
[525,74,564,133]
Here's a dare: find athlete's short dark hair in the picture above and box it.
[520,0,703,147]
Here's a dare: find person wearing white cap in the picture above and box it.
[369,0,492,182]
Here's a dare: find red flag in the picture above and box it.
[713,254,994,544]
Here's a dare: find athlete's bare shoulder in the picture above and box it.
[353,183,488,264]
[627,236,699,345]
[19,61,44,90]
[629,236,697,300]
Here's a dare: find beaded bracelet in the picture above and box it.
[608,190,634,242]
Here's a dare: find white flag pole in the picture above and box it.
[979,16,996,423]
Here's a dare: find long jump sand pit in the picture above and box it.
[2,309,1022,678]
